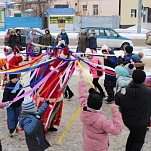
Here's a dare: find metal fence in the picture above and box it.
[73,16,120,31]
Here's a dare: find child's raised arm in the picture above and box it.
[78,71,88,107]
[101,104,123,135]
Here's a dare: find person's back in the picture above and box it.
[18,99,50,151]
[79,73,122,151]
[115,80,151,126]
[115,69,151,151]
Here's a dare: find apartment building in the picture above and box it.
[50,0,119,16]
[120,0,151,28]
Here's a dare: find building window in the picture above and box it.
[54,4,69,8]
[83,5,87,11]
[93,5,98,15]
[131,9,136,18]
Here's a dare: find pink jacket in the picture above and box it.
[89,55,103,78]
[79,80,123,151]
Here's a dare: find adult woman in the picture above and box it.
[78,29,88,56]
[42,29,52,46]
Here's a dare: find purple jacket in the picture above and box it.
[79,80,123,151]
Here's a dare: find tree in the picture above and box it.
[12,0,54,16]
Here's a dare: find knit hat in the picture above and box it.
[115,65,129,77]
[22,99,36,113]
[131,54,141,63]
[33,46,40,52]
[4,46,12,55]
[125,46,133,54]
[131,52,144,63]
[132,69,146,84]
[57,34,62,38]
[124,63,136,75]
[9,74,18,81]
[16,29,20,33]
[101,45,108,51]
[10,29,15,34]
[87,88,103,110]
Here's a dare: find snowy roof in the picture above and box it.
[45,8,76,15]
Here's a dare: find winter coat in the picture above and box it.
[32,34,39,44]
[26,30,33,45]
[79,80,122,151]
[42,33,52,46]
[89,55,103,78]
[116,76,132,92]
[2,81,24,108]
[87,33,97,49]
[78,33,87,53]
[8,55,23,69]
[18,102,50,151]
[124,53,134,63]
[104,49,117,88]
[60,32,69,45]
[8,35,17,50]
[115,83,151,127]
[15,34,22,51]
[134,62,144,70]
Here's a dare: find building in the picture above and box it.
[120,0,151,28]
[0,2,14,30]
[49,0,119,16]
[46,8,76,31]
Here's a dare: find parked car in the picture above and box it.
[78,27,133,50]
[4,27,55,49]
[146,31,151,45]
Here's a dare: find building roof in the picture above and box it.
[45,8,76,15]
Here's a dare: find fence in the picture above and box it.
[4,17,44,29]
[73,16,120,31]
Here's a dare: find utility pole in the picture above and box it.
[137,0,143,33]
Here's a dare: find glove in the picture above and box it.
[0,102,10,109]
[46,100,50,105]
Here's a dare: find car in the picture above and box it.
[146,31,151,45]
[78,27,133,50]
[4,27,55,49]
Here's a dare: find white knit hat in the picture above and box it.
[101,45,109,51]
[22,99,36,113]
[4,46,12,54]
[124,63,136,76]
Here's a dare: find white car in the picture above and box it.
[79,27,133,50]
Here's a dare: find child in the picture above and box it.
[115,63,135,92]
[131,52,145,70]
[87,50,105,97]
[101,45,117,104]
[78,72,122,151]
[18,99,50,151]
[54,34,65,48]
[2,74,24,137]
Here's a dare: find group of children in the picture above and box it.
[0,41,151,151]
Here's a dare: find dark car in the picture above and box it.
[4,27,55,49]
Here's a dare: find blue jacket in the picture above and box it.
[124,53,134,63]
[60,32,69,45]
[88,33,97,49]
[18,102,50,151]
[104,49,117,88]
